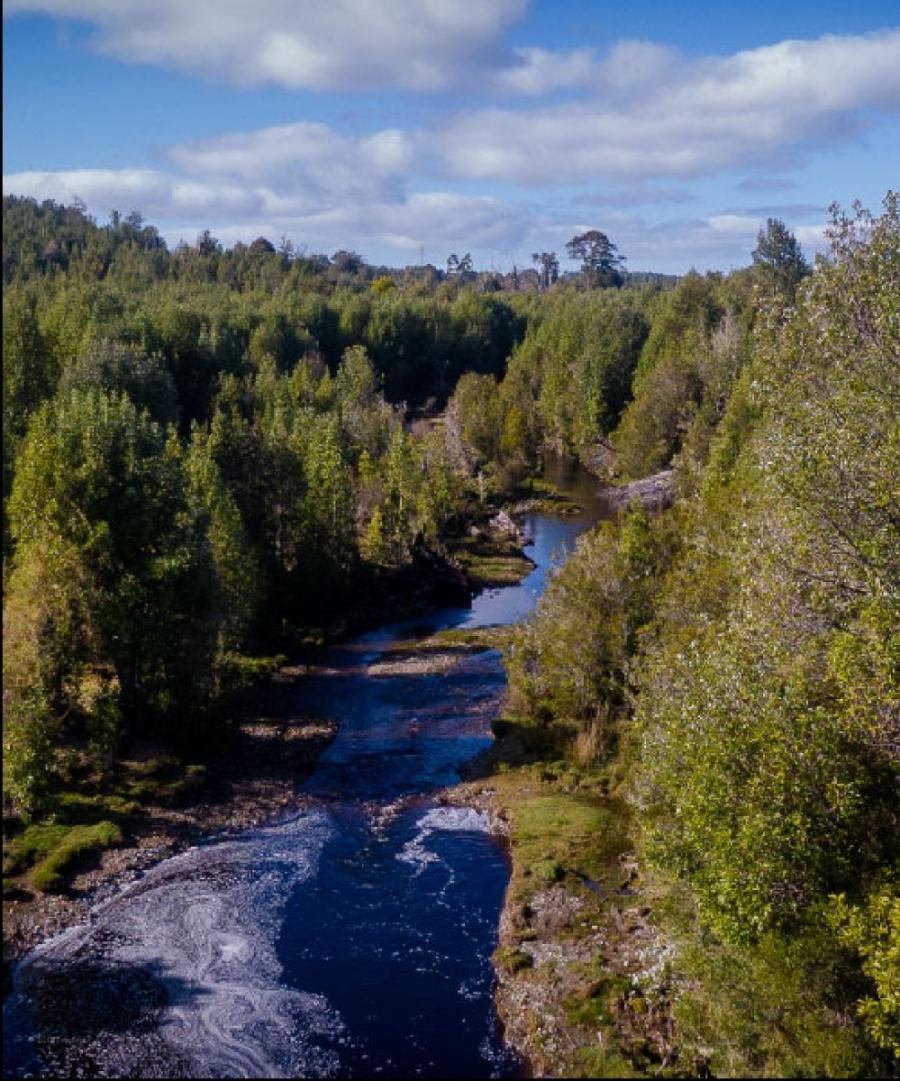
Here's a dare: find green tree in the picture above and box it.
[7,389,216,730]
[566,230,624,288]
[752,217,811,300]
[58,339,178,426]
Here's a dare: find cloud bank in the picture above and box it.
[5,0,527,91]
[4,17,896,269]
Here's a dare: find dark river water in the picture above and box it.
[4,459,606,1079]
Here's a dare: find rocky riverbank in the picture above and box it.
[2,669,337,992]
[442,732,677,1079]
[598,470,676,514]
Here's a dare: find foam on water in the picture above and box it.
[6,809,343,1079]
[396,806,492,875]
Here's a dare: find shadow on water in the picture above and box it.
[5,958,206,1077]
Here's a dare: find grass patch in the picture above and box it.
[564,968,632,1028]
[426,625,512,650]
[2,753,208,894]
[3,823,71,877]
[3,820,123,892]
[512,477,582,516]
[571,1045,644,1079]
[29,821,122,892]
[501,780,627,906]
[114,756,208,805]
[447,534,534,588]
[53,790,139,824]
[495,945,535,974]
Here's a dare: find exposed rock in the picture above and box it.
[584,436,617,480]
[599,470,676,514]
[489,509,526,543]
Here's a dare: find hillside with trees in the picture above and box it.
[2,191,897,1077]
[497,195,898,1076]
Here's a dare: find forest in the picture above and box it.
[2,191,898,1076]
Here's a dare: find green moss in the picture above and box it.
[112,755,208,806]
[572,1044,645,1079]
[54,790,139,823]
[507,790,619,901]
[494,945,534,974]
[30,820,122,893]
[427,625,511,650]
[447,534,534,588]
[464,553,533,587]
[564,971,632,1028]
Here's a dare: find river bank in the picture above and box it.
[5,457,614,1078]
[1,514,536,994]
[443,727,677,1079]
[2,668,338,988]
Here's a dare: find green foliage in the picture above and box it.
[506,505,678,742]
[493,195,898,1077]
[633,198,899,950]
[2,689,61,818]
[503,290,648,457]
[829,874,900,1058]
[494,945,534,974]
[566,229,625,288]
[635,621,892,942]
[671,914,875,1078]
[59,339,179,426]
[612,272,754,480]
[3,194,895,1077]
[752,216,811,300]
[6,387,216,749]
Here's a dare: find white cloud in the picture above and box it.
[155,191,529,266]
[593,211,828,271]
[4,159,831,272]
[4,0,527,91]
[167,122,415,209]
[492,46,598,95]
[434,30,900,184]
[2,159,528,261]
[5,25,891,270]
[3,167,277,220]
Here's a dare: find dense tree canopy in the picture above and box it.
[503,195,899,1074]
[3,191,895,1073]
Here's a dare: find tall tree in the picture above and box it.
[532,251,559,290]
[566,230,624,288]
[752,217,811,300]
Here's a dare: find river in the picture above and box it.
[4,458,606,1079]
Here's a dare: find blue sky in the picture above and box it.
[4,1,899,273]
